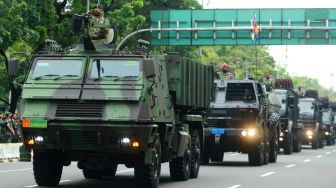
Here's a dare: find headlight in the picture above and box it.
[325,132,330,136]
[241,130,248,136]
[280,132,284,137]
[248,129,256,137]
[306,130,313,136]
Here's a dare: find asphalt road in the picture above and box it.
[1,145,336,188]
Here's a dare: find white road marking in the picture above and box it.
[228,185,241,188]
[0,168,32,173]
[286,164,296,168]
[60,180,71,183]
[304,159,311,163]
[116,169,134,174]
[325,152,331,155]
[25,185,37,188]
[25,179,71,188]
[260,172,275,177]
[316,155,323,158]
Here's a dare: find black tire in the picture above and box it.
[283,132,293,155]
[293,131,302,153]
[83,168,102,179]
[135,137,161,188]
[312,137,319,149]
[102,163,118,177]
[170,141,191,181]
[269,128,278,163]
[210,151,224,162]
[248,142,264,166]
[190,129,201,179]
[33,150,63,186]
[319,133,325,148]
[326,137,332,146]
[263,141,270,165]
[202,148,210,165]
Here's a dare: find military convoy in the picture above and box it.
[204,79,281,166]
[2,3,336,188]
[298,90,324,149]
[273,79,302,154]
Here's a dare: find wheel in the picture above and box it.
[202,147,210,165]
[170,141,191,181]
[210,151,224,162]
[33,150,63,186]
[263,141,270,165]
[190,129,201,179]
[269,128,278,163]
[319,133,325,148]
[293,131,302,153]
[135,137,161,188]
[248,141,264,166]
[283,132,293,155]
[102,163,118,177]
[326,137,332,146]
[312,134,319,149]
[83,168,102,179]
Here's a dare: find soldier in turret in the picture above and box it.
[89,7,110,44]
[262,72,273,85]
[216,63,234,80]
[297,86,305,97]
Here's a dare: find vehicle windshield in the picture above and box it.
[32,59,83,79]
[322,112,331,124]
[298,100,314,115]
[91,59,140,80]
[225,83,256,101]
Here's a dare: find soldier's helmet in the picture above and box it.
[221,63,230,71]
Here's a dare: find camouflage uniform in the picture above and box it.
[262,77,273,85]
[89,16,110,45]
[218,71,234,80]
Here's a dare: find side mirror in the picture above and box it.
[144,59,156,78]
[8,58,19,77]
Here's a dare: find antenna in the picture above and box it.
[86,0,90,12]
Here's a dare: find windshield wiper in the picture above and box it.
[54,74,79,80]
[94,75,118,81]
[34,74,60,80]
[113,76,138,81]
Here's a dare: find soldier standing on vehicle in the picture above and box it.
[0,112,5,143]
[262,72,273,85]
[216,63,234,80]
[89,7,110,44]
[298,86,305,97]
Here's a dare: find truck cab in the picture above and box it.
[298,94,323,149]
[204,79,280,166]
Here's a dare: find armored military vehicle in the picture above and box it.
[204,79,281,166]
[298,90,323,149]
[2,11,214,188]
[273,79,302,154]
[320,97,335,146]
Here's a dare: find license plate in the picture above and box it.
[211,128,225,135]
[22,120,47,128]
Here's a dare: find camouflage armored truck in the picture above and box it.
[273,79,302,154]
[204,79,281,166]
[320,97,335,146]
[298,90,324,149]
[2,13,214,188]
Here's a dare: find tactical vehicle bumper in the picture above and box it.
[21,121,158,154]
[204,127,260,153]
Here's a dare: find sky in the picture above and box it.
[197,0,336,89]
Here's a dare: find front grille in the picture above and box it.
[56,102,104,118]
[208,119,232,127]
[63,130,97,149]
